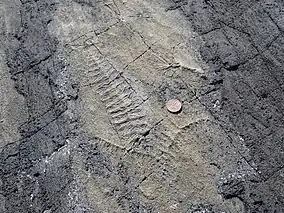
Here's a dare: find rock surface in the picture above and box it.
[0,0,283,212]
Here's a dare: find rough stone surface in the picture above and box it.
[0,0,283,212]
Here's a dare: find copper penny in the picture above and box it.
[166,99,182,113]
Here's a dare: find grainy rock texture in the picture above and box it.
[0,0,283,213]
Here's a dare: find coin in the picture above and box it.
[166,99,182,113]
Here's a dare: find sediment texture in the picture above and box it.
[0,0,283,213]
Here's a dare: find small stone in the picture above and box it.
[166,99,182,113]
